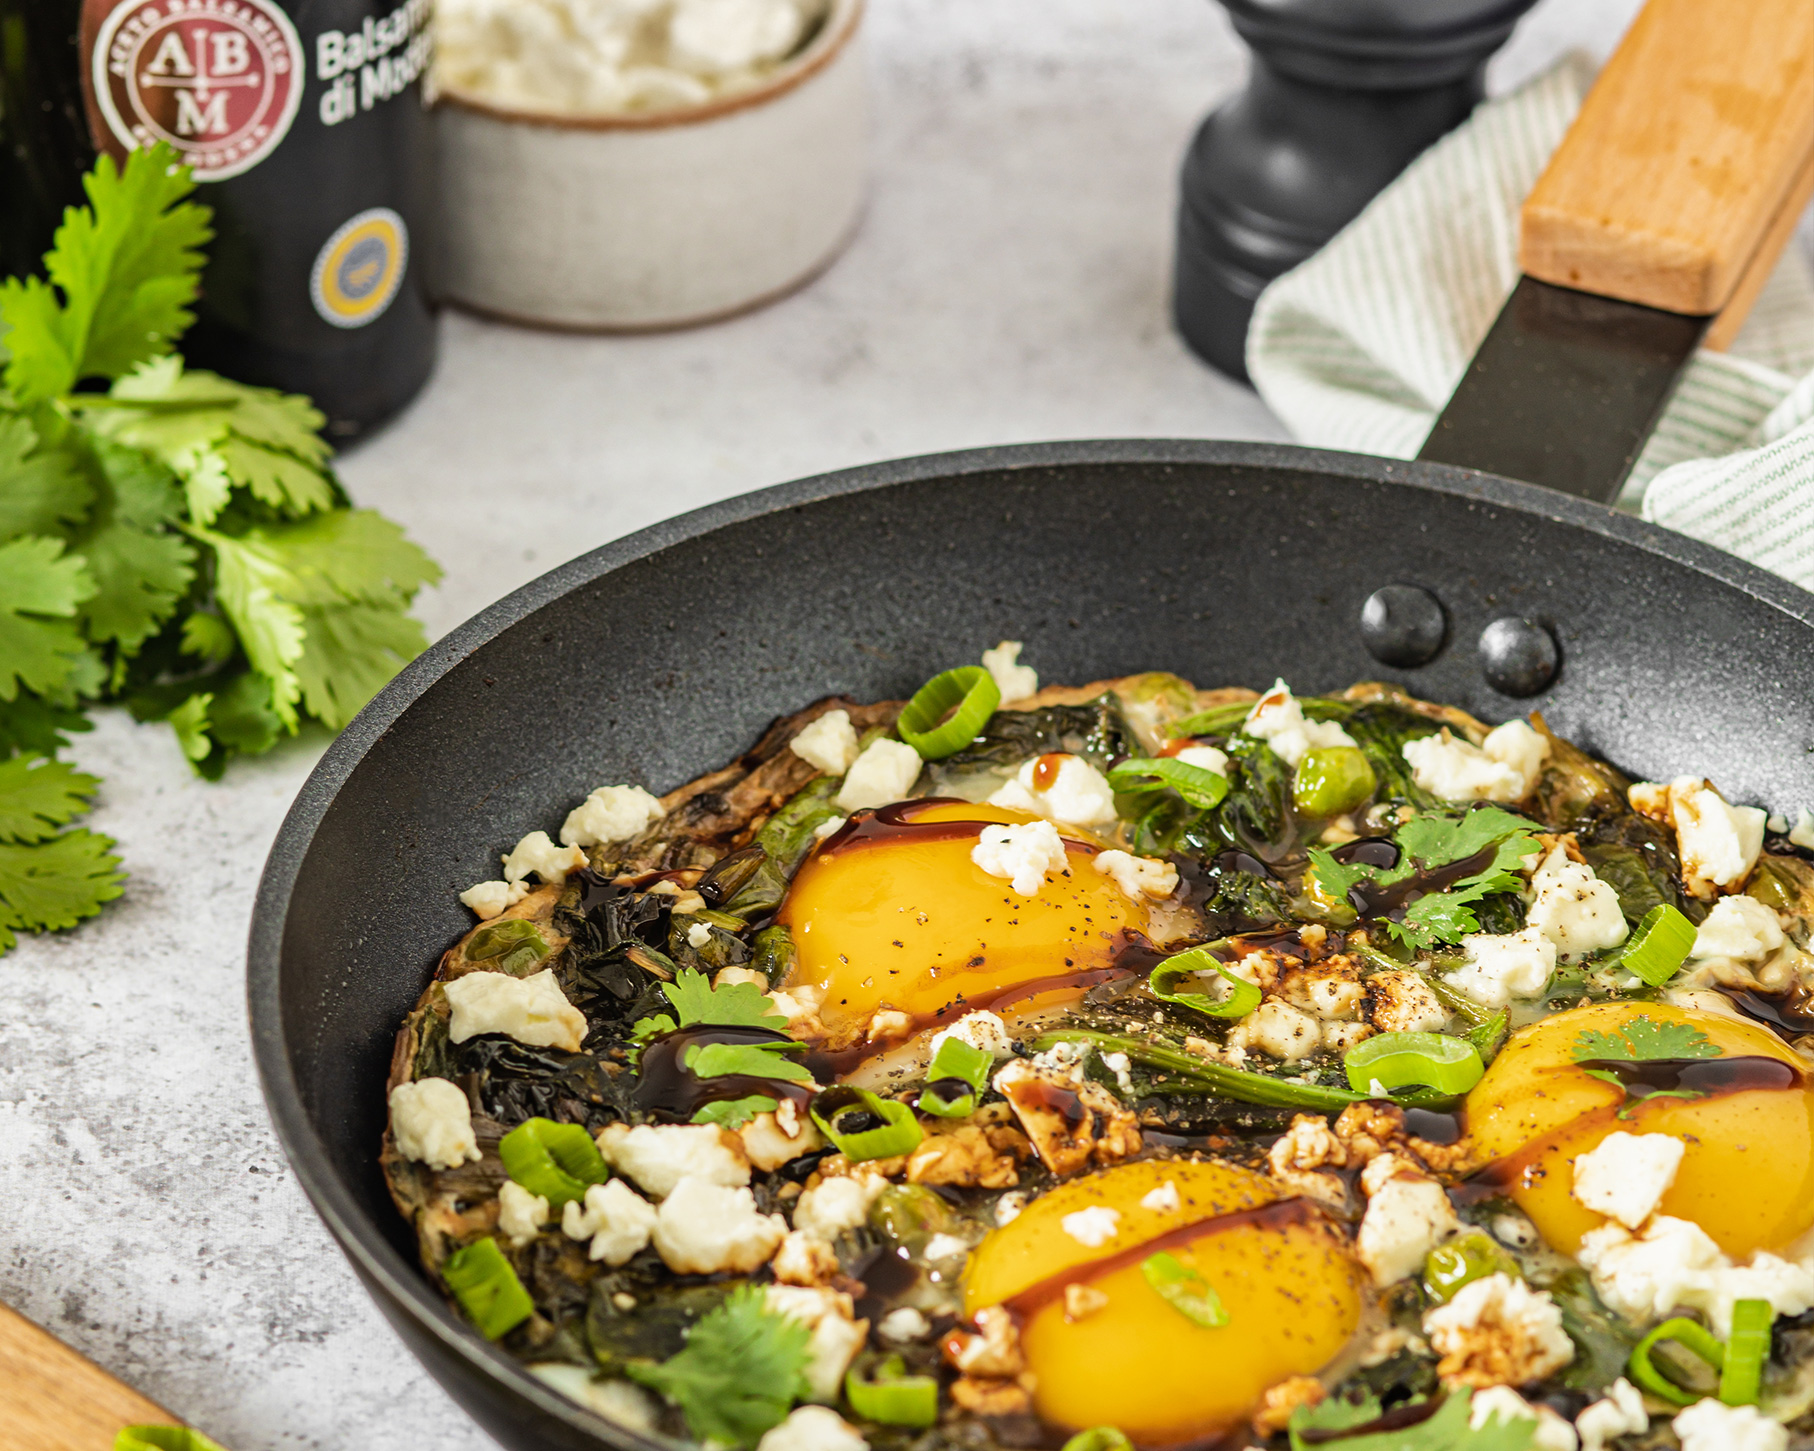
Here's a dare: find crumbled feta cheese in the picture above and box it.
[685,921,714,949]
[1570,1132,1684,1229]
[1141,1180,1181,1213]
[1061,1206,1121,1247]
[596,1122,750,1196]
[813,815,846,841]
[1228,998,1323,1062]
[502,830,588,884]
[1527,845,1629,958]
[652,1176,786,1274]
[1093,848,1180,900]
[981,640,1039,702]
[766,1285,870,1402]
[1692,894,1785,962]
[1367,969,1450,1034]
[791,710,861,776]
[1100,1051,1135,1096]
[923,1233,970,1263]
[1244,679,1358,768]
[444,968,589,1053]
[1447,926,1557,1008]
[988,754,1119,828]
[1577,1215,1814,1336]
[528,1363,659,1430]
[928,1010,1014,1061]
[1792,809,1814,851]
[1403,721,1549,803]
[388,1077,481,1170]
[671,0,808,74]
[1634,777,1767,898]
[1173,744,1229,775]
[793,1173,881,1241]
[458,879,530,919]
[1469,1386,1578,1450]
[739,1109,823,1173]
[561,1178,658,1264]
[877,1306,930,1343]
[1424,1273,1575,1387]
[1574,1379,1647,1451]
[971,819,1070,895]
[498,1180,550,1246]
[558,784,664,848]
[1355,1155,1459,1286]
[756,1405,869,1451]
[835,739,922,811]
[994,1191,1027,1225]
[1673,1398,1788,1451]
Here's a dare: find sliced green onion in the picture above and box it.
[442,1236,536,1340]
[1140,1251,1228,1327]
[844,1355,939,1427]
[1061,1429,1133,1451]
[116,1431,227,1451]
[1164,701,1255,739]
[465,917,551,973]
[1628,1316,1725,1405]
[1720,1298,1772,1406]
[498,1117,609,1207]
[811,1085,924,1161]
[917,1035,992,1118]
[1292,747,1377,819]
[1618,903,1699,987]
[1149,944,1261,1020]
[1344,1032,1484,1097]
[1107,757,1230,809]
[897,667,1000,760]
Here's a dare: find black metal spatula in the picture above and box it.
[1417,0,1814,503]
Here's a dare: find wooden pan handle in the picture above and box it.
[0,1301,221,1451]
[1520,0,1814,331]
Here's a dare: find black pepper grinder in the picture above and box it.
[1172,0,1541,382]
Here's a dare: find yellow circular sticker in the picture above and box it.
[310,208,408,329]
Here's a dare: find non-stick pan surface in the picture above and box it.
[248,440,1814,1451]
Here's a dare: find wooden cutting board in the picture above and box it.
[0,1301,220,1450]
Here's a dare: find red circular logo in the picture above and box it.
[92,0,303,182]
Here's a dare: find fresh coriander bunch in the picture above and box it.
[0,143,440,954]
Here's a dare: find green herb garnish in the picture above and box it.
[0,144,437,956]
[631,967,810,1125]
[1572,1014,1724,1114]
[634,965,790,1038]
[625,1284,812,1446]
[1140,1251,1228,1327]
[1288,1389,1537,1450]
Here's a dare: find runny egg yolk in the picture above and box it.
[776,801,1141,1043]
[1465,1001,1814,1258]
[963,1161,1363,1443]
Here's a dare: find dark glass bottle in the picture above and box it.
[70,0,437,440]
[0,0,92,280]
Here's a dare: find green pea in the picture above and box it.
[1422,1230,1520,1305]
[1292,746,1377,818]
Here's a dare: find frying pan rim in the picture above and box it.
[246,436,1814,1443]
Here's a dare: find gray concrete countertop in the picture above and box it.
[0,1,1638,1446]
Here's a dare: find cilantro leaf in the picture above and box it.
[692,1094,781,1128]
[625,1283,812,1446]
[294,600,429,731]
[0,145,210,404]
[0,829,125,948]
[1307,845,1370,903]
[179,612,236,665]
[1572,1017,1722,1064]
[0,694,92,757]
[0,412,92,538]
[1288,1390,1534,1451]
[71,440,194,654]
[0,535,98,701]
[657,966,790,1033]
[0,755,100,842]
[1396,806,1538,872]
[197,528,308,728]
[1390,889,1495,950]
[686,1042,813,1082]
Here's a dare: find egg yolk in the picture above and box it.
[777,801,1141,1043]
[964,1161,1363,1444]
[1465,1001,1814,1258]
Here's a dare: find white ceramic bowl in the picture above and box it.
[434,0,867,330]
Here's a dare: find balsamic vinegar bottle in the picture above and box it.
[69,0,439,440]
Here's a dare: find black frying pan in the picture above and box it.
[249,439,1814,1451]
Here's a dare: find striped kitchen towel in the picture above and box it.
[1245,56,1814,592]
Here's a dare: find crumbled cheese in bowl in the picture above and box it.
[436,0,832,117]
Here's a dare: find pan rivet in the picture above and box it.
[1479,617,1559,697]
[1360,585,1446,668]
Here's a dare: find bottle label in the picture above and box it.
[311,208,409,328]
[90,0,305,182]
